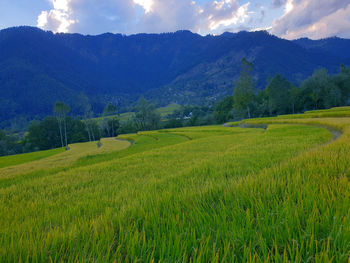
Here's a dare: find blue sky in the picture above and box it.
[0,0,349,39]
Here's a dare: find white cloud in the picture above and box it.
[37,0,251,35]
[37,0,76,33]
[135,0,251,34]
[271,0,350,39]
[133,0,153,13]
[52,0,70,12]
[284,0,293,14]
[207,3,250,30]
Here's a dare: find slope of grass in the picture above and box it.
[94,104,182,123]
[278,106,350,119]
[1,107,350,262]
[0,137,130,178]
[157,103,182,117]
[0,147,65,169]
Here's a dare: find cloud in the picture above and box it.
[271,0,350,39]
[206,2,250,31]
[37,0,251,35]
[37,0,76,33]
[133,0,153,13]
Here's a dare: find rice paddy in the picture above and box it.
[1,107,349,262]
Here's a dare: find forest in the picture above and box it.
[1,60,349,156]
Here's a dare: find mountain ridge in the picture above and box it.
[1,26,349,128]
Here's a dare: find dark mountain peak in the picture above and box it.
[219,32,235,38]
[0,26,349,127]
[0,26,43,33]
[174,30,195,35]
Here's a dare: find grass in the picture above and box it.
[95,104,182,123]
[157,103,182,117]
[1,107,349,262]
[0,147,65,169]
[0,137,130,178]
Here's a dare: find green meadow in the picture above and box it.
[1,107,350,262]
[95,103,182,123]
[0,147,65,169]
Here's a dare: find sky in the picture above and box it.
[0,0,349,39]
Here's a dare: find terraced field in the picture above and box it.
[94,103,182,123]
[1,107,349,262]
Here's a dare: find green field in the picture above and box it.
[1,107,349,262]
[0,147,65,169]
[157,103,182,117]
[96,103,182,123]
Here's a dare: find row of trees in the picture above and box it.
[22,59,350,153]
[0,131,22,156]
[2,96,208,155]
[22,98,161,152]
[1,60,349,155]
[23,101,122,152]
[214,60,350,122]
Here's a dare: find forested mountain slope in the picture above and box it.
[1,26,349,126]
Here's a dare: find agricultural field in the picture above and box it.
[157,103,182,117]
[0,138,130,178]
[1,107,349,262]
[0,147,65,169]
[95,103,182,123]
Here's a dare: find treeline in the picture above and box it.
[213,60,350,123]
[0,96,215,156]
[1,60,349,156]
[119,97,215,134]
[0,101,117,155]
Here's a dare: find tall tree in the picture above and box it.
[62,103,70,149]
[214,96,233,123]
[103,102,118,137]
[54,102,65,148]
[289,84,300,114]
[233,58,255,118]
[299,68,333,110]
[332,64,350,105]
[54,102,70,149]
[134,97,161,131]
[265,74,292,115]
[77,93,93,142]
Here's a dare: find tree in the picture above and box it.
[332,64,350,105]
[103,102,118,116]
[265,74,292,115]
[233,58,255,118]
[134,97,161,131]
[214,96,233,123]
[254,89,269,117]
[24,117,99,151]
[25,118,61,150]
[101,117,120,138]
[78,93,96,142]
[54,102,64,148]
[289,85,300,114]
[85,110,95,142]
[299,68,336,110]
[0,130,22,156]
[54,102,70,149]
[102,102,118,137]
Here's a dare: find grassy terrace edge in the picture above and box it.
[0,147,65,169]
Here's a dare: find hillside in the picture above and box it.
[1,27,350,127]
[0,107,349,261]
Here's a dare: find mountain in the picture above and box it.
[1,26,349,128]
[293,37,350,60]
